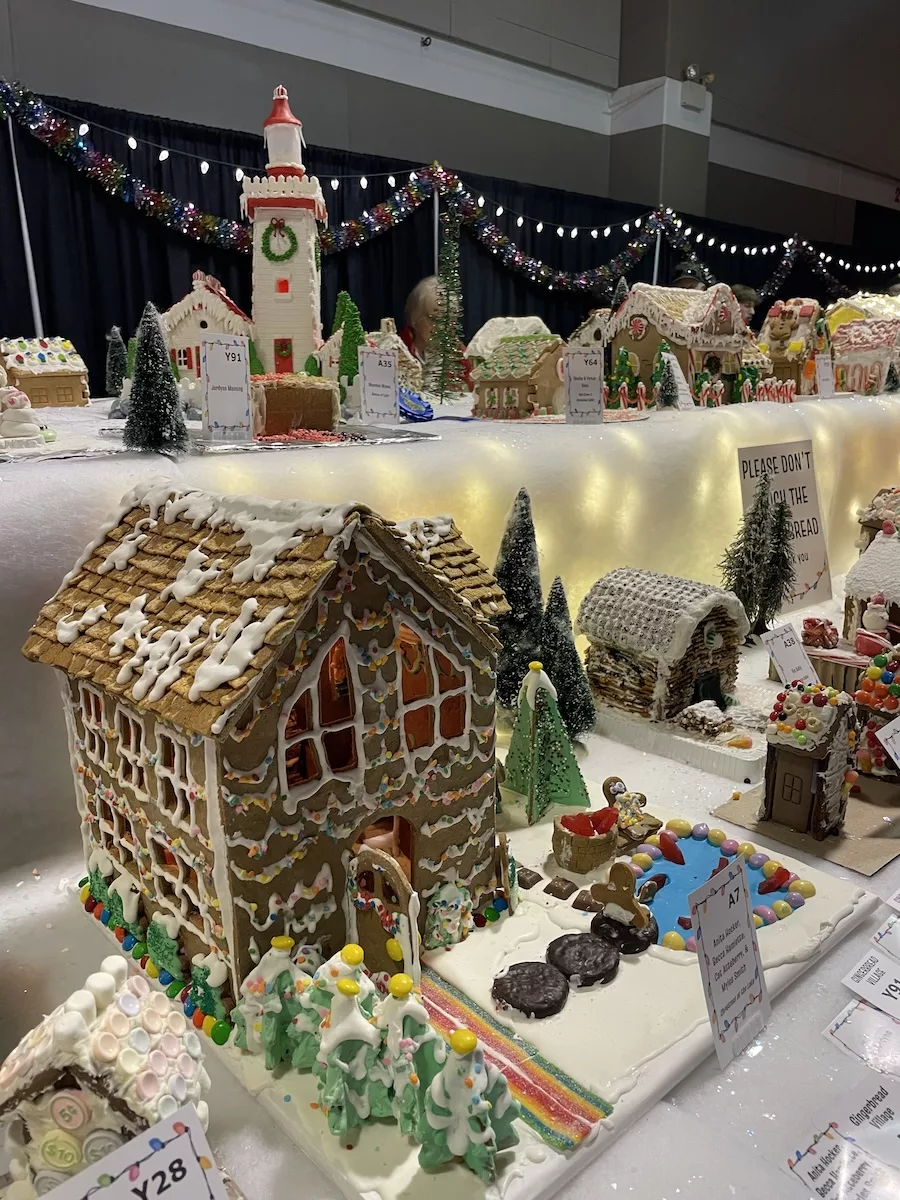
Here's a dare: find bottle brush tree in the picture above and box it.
[123,302,189,453]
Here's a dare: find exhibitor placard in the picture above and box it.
[737,440,831,610]
[563,348,603,423]
[200,334,252,442]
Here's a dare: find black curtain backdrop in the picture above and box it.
[2,94,900,391]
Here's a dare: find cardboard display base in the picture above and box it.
[713,778,900,876]
[592,705,766,783]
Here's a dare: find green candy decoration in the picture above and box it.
[147,916,184,981]
[315,981,392,1142]
[373,977,445,1138]
[505,662,590,825]
[189,962,227,1021]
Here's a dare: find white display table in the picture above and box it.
[1,396,897,1198]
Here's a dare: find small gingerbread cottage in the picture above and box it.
[0,956,210,1195]
[162,271,253,380]
[576,569,749,721]
[466,317,553,367]
[761,686,854,839]
[368,318,424,393]
[23,482,507,1007]
[843,525,900,641]
[831,319,900,395]
[857,489,900,551]
[604,283,745,395]
[568,310,609,348]
[1,337,90,407]
[757,298,821,394]
[472,335,563,419]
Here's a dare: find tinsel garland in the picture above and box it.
[0,78,858,300]
[755,237,845,304]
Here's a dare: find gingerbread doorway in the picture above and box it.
[348,829,421,985]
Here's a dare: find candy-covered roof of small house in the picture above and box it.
[859,489,900,534]
[474,335,562,382]
[605,283,746,350]
[576,568,750,663]
[0,954,210,1128]
[162,271,252,338]
[1,337,88,377]
[466,317,552,362]
[845,525,900,607]
[22,480,509,737]
[831,318,900,358]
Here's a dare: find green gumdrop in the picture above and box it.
[166,980,184,1000]
[132,942,148,961]
[875,654,889,668]
[484,906,501,923]
[211,1019,232,1046]
[890,684,900,698]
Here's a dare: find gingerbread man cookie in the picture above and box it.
[589,861,649,930]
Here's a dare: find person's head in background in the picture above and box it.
[403,275,440,359]
[671,262,706,290]
[732,284,760,327]
[887,281,900,297]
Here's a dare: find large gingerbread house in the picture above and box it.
[757,298,822,394]
[22,482,508,1009]
[830,319,900,395]
[1,337,90,407]
[576,569,749,721]
[162,271,253,379]
[472,335,563,418]
[604,283,745,396]
[761,687,854,839]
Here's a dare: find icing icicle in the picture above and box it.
[56,604,107,645]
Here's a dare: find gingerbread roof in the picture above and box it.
[845,529,900,605]
[576,568,749,666]
[162,272,251,337]
[859,488,900,529]
[605,283,746,350]
[474,335,561,381]
[832,318,900,356]
[0,956,210,1126]
[22,481,507,737]
[568,309,609,346]
[466,317,553,361]
[2,336,88,377]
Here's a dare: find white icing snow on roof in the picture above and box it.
[845,530,900,605]
[605,283,746,350]
[2,337,88,376]
[466,316,552,360]
[576,567,749,665]
[162,272,251,338]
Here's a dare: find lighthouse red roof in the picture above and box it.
[264,85,303,128]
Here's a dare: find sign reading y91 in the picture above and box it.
[737,440,831,610]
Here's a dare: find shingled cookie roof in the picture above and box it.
[22,480,508,737]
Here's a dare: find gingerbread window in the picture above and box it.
[319,640,355,726]
[398,626,433,702]
[286,739,321,788]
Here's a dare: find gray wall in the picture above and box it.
[1,0,612,195]
[706,163,857,246]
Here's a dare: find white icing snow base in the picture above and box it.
[591,702,767,782]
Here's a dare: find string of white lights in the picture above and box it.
[58,105,900,274]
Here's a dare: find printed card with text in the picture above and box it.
[761,623,820,687]
[825,998,900,1079]
[737,440,831,609]
[875,712,900,773]
[842,948,900,1022]
[563,348,603,424]
[784,1124,899,1197]
[48,1104,229,1200]
[358,346,399,424]
[689,857,770,1068]
[200,334,252,443]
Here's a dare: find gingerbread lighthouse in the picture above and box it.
[241,86,327,374]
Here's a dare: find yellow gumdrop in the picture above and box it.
[761,860,782,879]
[79,884,91,904]
[772,900,792,920]
[631,853,653,870]
[385,937,404,963]
[450,1029,478,1056]
[707,829,726,847]
[272,935,295,953]
[753,914,763,928]
[202,1015,217,1036]
[737,842,756,859]
[791,879,816,898]
[661,931,685,951]
[645,834,661,847]
[665,819,693,838]
[337,978,361,997]
[341,943,364,967]
[145,961,159,979]
[528,661,544,673]
[388,973,414,999]
[867,665,884,681]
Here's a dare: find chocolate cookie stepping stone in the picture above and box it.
[590,913,659,955]
[546,932,619,988]
[492,961,569,1018]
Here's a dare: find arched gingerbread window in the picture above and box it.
[319,640,355,726]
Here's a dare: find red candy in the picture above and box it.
[795,719,806,730]
[192,1008,206,1030]
[813,694,828,707]
[659,836,685,866]
[758,866,791,894]
[801,694,811,704]
[589,807,618,834]
[561,813,595,837]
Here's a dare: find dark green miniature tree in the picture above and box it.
[303,353,322,376]
[123,303,189,453]
[337,294,366,387]
[105,326,127,397]
[612,276,629,307]
[540,576,595,741]
[720,473,795,637]
[885,361,899,393]
[608,346,638,407]
[249,338,265,376]
[494,488,543,709]
[658,358,679,407]
[755,498,796,635]
[125,336,137,379]
[188,962,227,1020]
[332,291,351,337]
[425,210,468,401]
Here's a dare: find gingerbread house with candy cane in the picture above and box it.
[757,298,822,394]
[162,272,253,380]
[22,480,508,1023]
[605,283,746,399]
[830,319,900,395]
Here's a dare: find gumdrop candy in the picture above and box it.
[758,866,791,894]
[590,807,619,834]
[561,813,595,838]
[659,837,685,866]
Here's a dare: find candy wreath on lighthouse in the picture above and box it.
[241,86,327,374]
